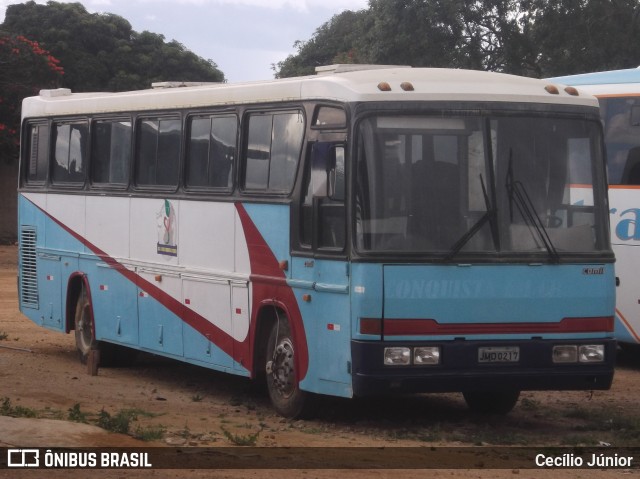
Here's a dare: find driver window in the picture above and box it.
[301,143,346,249]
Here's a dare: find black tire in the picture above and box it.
[73,287,137,367]
[463,390,520,415]
[265,318,311,418]
[74,287,96,364]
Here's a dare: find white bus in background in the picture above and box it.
[552,68,640,345]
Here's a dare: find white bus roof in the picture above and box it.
[23,65,598,119]
[549,67,640,96]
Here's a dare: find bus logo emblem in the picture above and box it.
[156,199,177,257]
[583,267,604,275]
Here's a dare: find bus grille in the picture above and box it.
[20,227,39,308]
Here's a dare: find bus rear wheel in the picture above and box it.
[74,287,96,364]
[73,287,137,367]
[265,318,310,418]
[463,390,520,415]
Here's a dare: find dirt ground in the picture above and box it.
[0,244,638,478]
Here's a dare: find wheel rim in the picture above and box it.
[269,338,296,399]
[77,303,93,352]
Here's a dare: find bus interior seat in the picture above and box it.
[410,160,462,249]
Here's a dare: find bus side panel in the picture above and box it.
[241,203,352,397]
[609,186,640,344]
[83,195,138,345]
[87,261,139,346]
[46,195,87,332]
[126,198,244,368]
[290,257,352,398]
[349,263,383,331]
[19,192,81,332]
[18,193,49,325]
[138,270,184,357]
[612,246,640,344]
[86,196,131,259]
[182,277,232,369]
[19,193,251,376]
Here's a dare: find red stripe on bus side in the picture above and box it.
[39,205,237,359]
[234,203,309,381]
[27,198,309,380]
[615,308,640,343]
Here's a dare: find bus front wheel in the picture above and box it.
[265,318,310,418]
[463,390,520,415]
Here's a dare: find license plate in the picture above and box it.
[478,346,520,363]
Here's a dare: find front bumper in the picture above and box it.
[351,338,616,396]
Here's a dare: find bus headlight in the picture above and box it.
[552,344,605,363]
[414,347,440,365]
[552,345,577,363]
[579,345,605,363]
[384,347,411,366]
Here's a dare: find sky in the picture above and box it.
[0,0,370,82]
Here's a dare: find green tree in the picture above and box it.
[2,1,224,92]
[359,0,463,68]
[519,0,640,77]
[274,0,640,79]
[0,31,63,164]
[275,0,527,78]
[275,9,368,78]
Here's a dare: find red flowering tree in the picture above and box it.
[0,32,64,164]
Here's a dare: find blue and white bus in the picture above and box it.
[552,68,640,347]
[17,65,615,417]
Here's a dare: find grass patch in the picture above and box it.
[0,397,37,418]
[221,425,262,446]
[584,409,640,441]
[97,408,138,434]
[177,424,192,438]
[0,332,8,341]
[564,406,591,420]
[134,424,167,442]
[0,397,166,442]
[93,407,166,441]
[95,407,165,440]
[97,407,162,434]
[67,403,89,423]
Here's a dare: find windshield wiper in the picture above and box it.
[443,174,497,261]
[506,152,560,262]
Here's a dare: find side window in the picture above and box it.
[51,121,88,185]
[245,114,271,189]
[600,96,640,185]
[25,123,49,184]
[244,111,304,193]
[313,106,347,129]
[92,119,132,186]
[135,117,181,187]
[186,115,237,190]
[301,142,346,249]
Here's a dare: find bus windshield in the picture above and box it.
[355,113,608,257]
